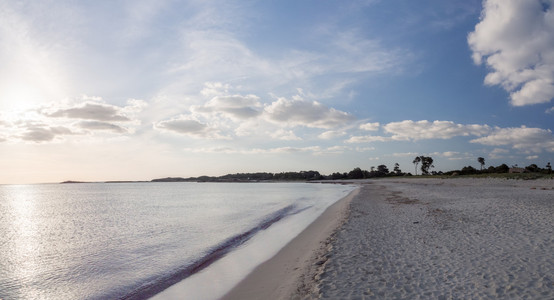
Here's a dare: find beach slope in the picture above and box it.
[221,187,360,299]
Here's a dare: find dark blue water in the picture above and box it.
[0,182,355,299]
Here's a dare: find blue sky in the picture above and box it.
[1,0,553,183]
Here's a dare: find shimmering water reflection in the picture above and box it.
[0,182,355,299]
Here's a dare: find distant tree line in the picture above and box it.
[151,156,552,183]
[153,171,326,182]
[151,165,407,182]
[445,159,552,176]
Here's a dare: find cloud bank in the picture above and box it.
[468,0,554,106]
[346,120,554,154]
[154,116,227,139]
[471,126,554,153]
[155,87,356,139]
[46,103,131,121]
[0,98,146,143]
[383,120,491,141]
[263,97,355,129]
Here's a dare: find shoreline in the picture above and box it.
[220,186,361,299]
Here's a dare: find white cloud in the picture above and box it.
[0,98,146,143]
[429,151,473,161]
[355,146,375,152]
[192,94,262,120]
[391,152,418,157]
[468,0,554,106]
[316,29,410,75]
[243,146,323,155]
[20,125,74,142]
[163,30,277,98]
[42,97,147,123]
[264,97,354,129]
[471,126,554,153]
[46,102,131,121]
[526,155,539,160]
[182,147,238,154]
[233,119,260,137]
[490,148,510,159]
[181,145,349,156]
[78,121,127,133]
[164,2,410,98]
[441,151,459,158]
[154,116,228,139]
[318,130,347,139]
[359,122,380,131]
[167,87,358,140]
[154,86,360,141]
[269,129,301,141]
[121,99,149,114]
[200,82,231,97]
[345,135,391,143]
[315,145,349,155]
[383,120,491,140]
[254,146,321,154]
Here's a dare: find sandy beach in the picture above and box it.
[221,186,360,299]
[223,177,553,299]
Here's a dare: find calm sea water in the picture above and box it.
[0,182,355,299]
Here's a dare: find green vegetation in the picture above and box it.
[152,171,325,182]
[148,156,552,183]
[444,173,554,180]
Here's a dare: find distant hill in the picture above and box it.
[151,171,323,182]
[150,177,190,182]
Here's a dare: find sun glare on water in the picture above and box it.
[1,185,44,298]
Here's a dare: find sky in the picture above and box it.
[1,0,553,184]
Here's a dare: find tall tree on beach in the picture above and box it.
[420,156,434,175]
[478,157,485,170]
[413,156,421,175]
[348,167,364,179]
[377,164,389,176]
[547,162,552,174]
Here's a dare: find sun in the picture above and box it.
[0,81,52,114]
[0,55,68,114]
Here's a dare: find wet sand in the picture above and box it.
[221,187,360,300]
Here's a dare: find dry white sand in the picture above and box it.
[311,178,554,299]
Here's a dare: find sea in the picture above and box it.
[0,182,356,300]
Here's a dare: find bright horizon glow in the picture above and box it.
[1,0,553,184]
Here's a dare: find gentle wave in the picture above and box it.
[121,204,298,299]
